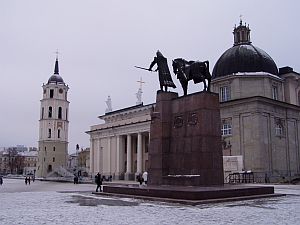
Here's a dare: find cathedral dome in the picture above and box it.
[212,21,279,79]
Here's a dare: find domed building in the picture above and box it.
[211,20,300,182]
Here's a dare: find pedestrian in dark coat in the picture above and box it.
[95,173,102,192]
[25,177,28,185]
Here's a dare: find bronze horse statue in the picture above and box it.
[172,58,211,95]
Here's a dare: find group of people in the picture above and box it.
[137,171,148,187]
[25,176,34,185]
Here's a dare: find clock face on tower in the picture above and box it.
[59,89,63,94]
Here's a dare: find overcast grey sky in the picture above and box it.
[1,0,299,153]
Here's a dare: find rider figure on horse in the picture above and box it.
[149,50,176,92]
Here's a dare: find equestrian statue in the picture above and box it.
[135,51,211,96]
[172,58,211,95]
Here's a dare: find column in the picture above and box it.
[89,138,94,175]
[125,134,132,180]
[107,137,111,175]
[97,139,101,173]
[116,135,124,180]
[137,132,143,174]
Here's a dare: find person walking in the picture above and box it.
[137,174,143,187]
[28,176,31,185]
[142,171,148,186]
[25,177,28,185]
[95,173,102,192]
[0,176,3,185]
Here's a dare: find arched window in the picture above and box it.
[298,91,300,106]
[58,107,62,119]
[58,129,61,138]
[48,129,51,138]
[48,106,52,118]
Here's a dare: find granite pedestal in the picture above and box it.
[148,91,224,186]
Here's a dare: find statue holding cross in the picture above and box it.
[136,77,145,105]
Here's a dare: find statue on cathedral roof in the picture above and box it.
[105,96,112,113]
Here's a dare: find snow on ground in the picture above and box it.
[1,179,300,225]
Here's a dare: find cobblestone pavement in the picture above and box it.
[1,179,300,225]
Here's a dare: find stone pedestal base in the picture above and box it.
[148,91,224,186]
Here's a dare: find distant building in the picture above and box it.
[36,57,70,177]
[0,148,24,175]
[67,153,78,174]
[21,150,38,176]
[78,148,90,176]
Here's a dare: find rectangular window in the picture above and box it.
[53,147,56,151]
[221,123,232,136]
[41,107,44,119]
[220,86,231,102]
[58,107,62,119]
[50,89,54,98]
[48,129,51,138]
[53,157,55,162]
[58,130,60,138]
[275,123,283,136]
[272,86,278,100]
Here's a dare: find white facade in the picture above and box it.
[88,104,152,180]
[36,58,69,178]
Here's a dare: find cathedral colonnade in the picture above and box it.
[89,130,150,181]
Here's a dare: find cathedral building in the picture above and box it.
[88,20,300,182]
[36,58,70,178]
[211,20,300,182]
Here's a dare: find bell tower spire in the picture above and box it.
[233,18,251,46]
[54,57,59,75]
[54,50,59,75]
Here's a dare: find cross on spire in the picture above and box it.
[55,49,60,60]
[239,14,243,25]
[137,77,145,89]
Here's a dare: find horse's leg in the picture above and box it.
[207,77,211,92]
[184,83,188,95]
[180,79,186,95]
[202,79,206,91]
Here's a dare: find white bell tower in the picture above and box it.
[36,57,70,177]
